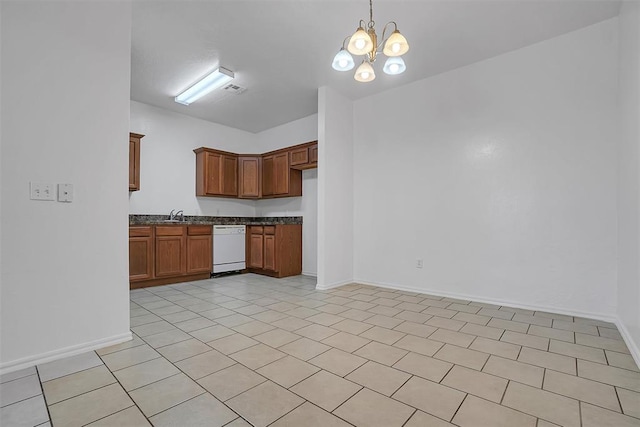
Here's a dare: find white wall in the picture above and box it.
[256,114,318,153]
[352,19,619,318]
[1,1,132,371]
[616,2,640,360]
[255,114,318,275]
[317,87,354,289]
[129,101,257,216]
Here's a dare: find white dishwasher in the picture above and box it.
[212,225,246,274]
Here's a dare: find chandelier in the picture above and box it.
[332,0,409,82]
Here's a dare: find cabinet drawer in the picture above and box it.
[188,225,212,236]
[251,226,264,234]
[290,147,309,166]
[129,226,152,237]
[264,226,276,235]
[156,226,185,236]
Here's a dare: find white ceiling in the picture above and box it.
[131,0,620,133]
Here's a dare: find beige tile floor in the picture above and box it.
[1,274,640,426]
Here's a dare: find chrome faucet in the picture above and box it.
[168,209,175,220]
[175,210,184,222]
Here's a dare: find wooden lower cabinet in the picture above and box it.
[129,226,154,281]
[129,224,212,289]
[247,224,301,278]
[187,226,213,273]
[249,228,264,269]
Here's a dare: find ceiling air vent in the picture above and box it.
[222,83,246,95]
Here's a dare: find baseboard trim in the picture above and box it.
[316,279,354,291]
[301,271,318,277]
[614,317,640,370]
[0,332,132,376]
[352,278,618,324]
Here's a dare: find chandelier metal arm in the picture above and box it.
[341,35,351,49]
[379,21,399,49]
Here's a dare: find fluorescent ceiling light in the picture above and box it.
[175,67,234,105]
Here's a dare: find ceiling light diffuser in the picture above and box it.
[348,27,374,55]
[175,67,234,105]
[332,48,355,71]
[354,61,375,82]
[382,30,410,57]
[383,56,406,75]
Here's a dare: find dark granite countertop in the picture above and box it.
[129,214,302,226]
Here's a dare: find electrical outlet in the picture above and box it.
[30,182,55,201]
[416,259,423,268]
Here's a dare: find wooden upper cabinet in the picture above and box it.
[262,155,275,196]
[238,156,261,198]
[262,151,302,197]
[195,141,316,199]
[129,133,144,191]
[273,152,289,195]
[309,144,318,163]
[194,148,238,197]
[290,146,309,166]
[289,141,318,171]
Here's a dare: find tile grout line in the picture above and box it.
[34,368,53,427]
[87,351,154,426]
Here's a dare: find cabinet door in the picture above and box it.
[155,235,186,277]
[238,157,261,198]
[309,144,318,163]
[262,155,274,196]
[263,234,276,271]
[129,134,142,191]
[222,155,238,196]
[187,234,212,273]
[205,152,223,195]
[274,152,289,195]
[249,233,264,269]
[129,235,153,281]
[289,147,309,166]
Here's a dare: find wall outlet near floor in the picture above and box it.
[30,182,55,201]
[416,259,424,268]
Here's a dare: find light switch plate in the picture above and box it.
[30,182,55,201]
[58,184,73,202]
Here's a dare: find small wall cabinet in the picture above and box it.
[129,133,144,191]
[290,142,318,170]
[129,224,212,289]
[247,224,302,278]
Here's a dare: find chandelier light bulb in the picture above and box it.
[383,30,409,57]
[348,27,374,55]
[332,48,355,71]
[383,56,406,75]
[354,61,376,82]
